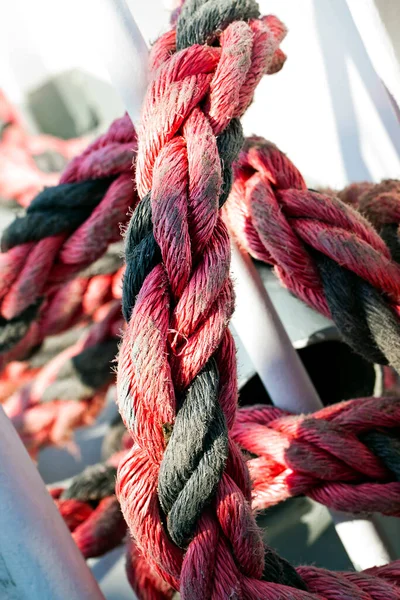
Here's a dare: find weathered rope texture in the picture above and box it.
[338,179,400,264]
[233,397,400,515]
[52,460,126,559]
[113,0,400,597]
[116,0,313,597]
[0,246,124,368]
[224,137,400,372]
[0,115,137,354]
[50,396,400,596]
[4,300,122,457]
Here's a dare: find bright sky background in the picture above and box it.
[2,0,400,188]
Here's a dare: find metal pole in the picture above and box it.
[100,0,394,570]
[231,244,322,414]
[0,406,105,600]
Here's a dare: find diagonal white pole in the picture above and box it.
[96,0,394,571]
[0,406,105,599]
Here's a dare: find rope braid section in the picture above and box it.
[0,114,137,354]
[0,245,124,367]
[48,400,400,598]
[115,1,316,596]
[338,179,400,263]
[48,395,400,562]
[51,414,134,558]
[223,137,400,372]
[52,461,127,559]
[233,397,400,515]
[4,300,122,457]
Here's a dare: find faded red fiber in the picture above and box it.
[224,138,400,318]
[233,398,400,514]
[4,301,122,457]
[0,114,137,321]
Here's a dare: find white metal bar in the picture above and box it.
[231,244,322,414]
[101,0,394,571]
[345,0,400,114]
[0,406,105,600]
[331,511,393,570]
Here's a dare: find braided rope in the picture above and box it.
[49,399,400,598]
[233,397,400,515]
[0,114,137,353]
[0,255,124,369]
[338,179,400,264]
[224,137,400,372]
[4,300,122,456]
[113,1,400,597]
[116,1,311,597]
[1,6,399,597]
[52,461,126,559]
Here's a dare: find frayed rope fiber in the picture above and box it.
[53,460,127,559]
[50,395,400,556]
[4,300,122,457]
[0,114,138,350]
[114,0,400,598]
[50,397,400,596]
[3,118,400,371]
[337,179,400,264]
[0,246,124,368]
[233,397,400,515]
[1,0,400,595]
[116,0,310,596]
[50,396,400,596]
[224,137,400,373]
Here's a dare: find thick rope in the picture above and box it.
[223,137,400,372]
[4,300,122,457]
[52,460,127,559]
[0,249,124,368]
[116,1,311,597]
[49,397,400,597]
[338,179,400,264]
[1,7,399,597]
[0,114,137,352]
[114,1,400,597]
[233,397,400,515]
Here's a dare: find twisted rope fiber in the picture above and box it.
[0,114,137,352]
[0,246,124,367]
[4,300,122,456]
[223,137,400,373]
[50,417,135,558]
[0,327,91,404]
[52,460,127,559]
[116,0,310,596]
[337,179,400,264]
[114,1,400,597]
[49,402,400,598]
[48,395,400,560]
[232,397,400,515]
[1,7,398,596]
[48,399,400,598]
